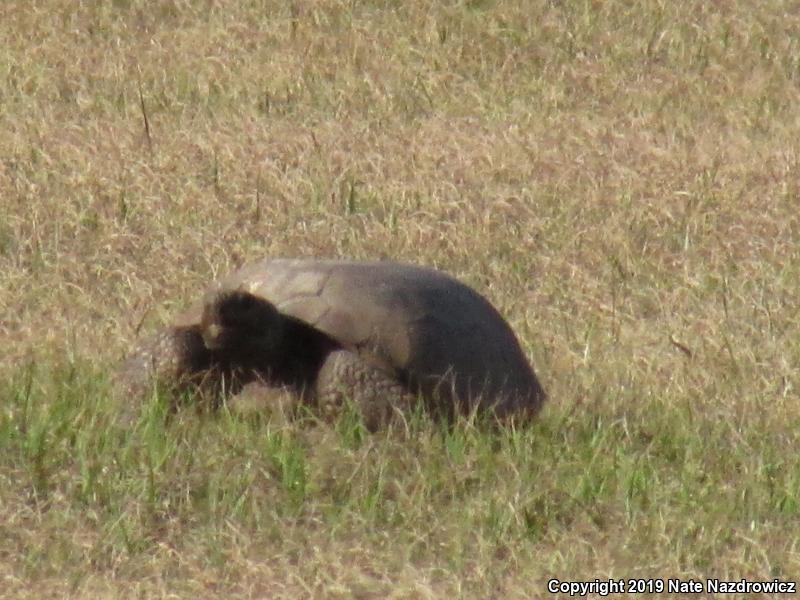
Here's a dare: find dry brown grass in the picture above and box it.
[2,0,800,597]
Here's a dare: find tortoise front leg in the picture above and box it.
[112,325,220,422]
[222,381,302,426]
[315,350,416,431]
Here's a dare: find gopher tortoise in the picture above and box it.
[114,258,546,428]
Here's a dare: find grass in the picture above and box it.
[2,0,800,597]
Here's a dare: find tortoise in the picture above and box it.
[114,258,546,428]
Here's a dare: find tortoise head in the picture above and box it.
[201,289,285,355]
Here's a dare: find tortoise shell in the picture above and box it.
[185,258,545,419]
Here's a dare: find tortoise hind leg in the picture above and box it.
[315,350,416,431]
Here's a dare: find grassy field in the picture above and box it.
[2,0,800,597]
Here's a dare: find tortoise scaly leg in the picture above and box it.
[223,381,303,426]
[315,350,416,431]
[112,325,217,423]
